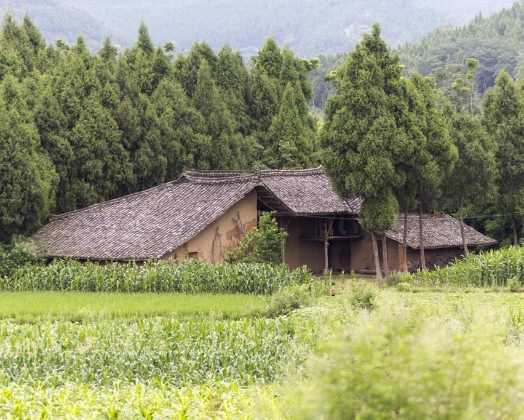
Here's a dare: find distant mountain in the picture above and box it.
[398,1,524,95]
[2,0,510,57]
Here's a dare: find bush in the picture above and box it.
[396,281,412,293]
[508,276,520,292]
[0,238,44,278]
[263,284,312,317]
[228,212,288,264]
[349,282,377,310]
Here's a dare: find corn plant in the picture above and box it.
[1,259,312,294]
[394,247,524,288]
[0,316,303,387]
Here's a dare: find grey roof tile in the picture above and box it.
[386,213,497,249]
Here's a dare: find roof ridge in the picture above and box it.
[261,166,323,177]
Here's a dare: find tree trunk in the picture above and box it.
[323,221,329,276]
[459,193,469,257]
[403,204,408,272]
[419,201,426,270]
[371,231,383,286]
[382,233,389,281]
[514,221,518,247]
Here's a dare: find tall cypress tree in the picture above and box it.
[321,24,417,283]
[0,76,56,241]
[264,82,313,169]
[483,70,524,245]
[443,106,497,255]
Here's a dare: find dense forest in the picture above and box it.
[3,9,524,250]
[0,14,318,242]
[5,0,509,56]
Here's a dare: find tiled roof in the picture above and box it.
[386,213,497,249]
[31,167,360,260]
[260,167,362,215]
[31,169,494,260]
[32,176,258,260]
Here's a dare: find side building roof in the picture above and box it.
[386,213,497,249]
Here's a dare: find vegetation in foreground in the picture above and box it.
[0,285,524,418]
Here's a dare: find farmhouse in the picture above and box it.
[31,167,496,273]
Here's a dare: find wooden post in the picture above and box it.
[323,221,329,276]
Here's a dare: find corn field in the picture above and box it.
[0,382,282,419]
[395,246,524,287]
[0,316,306,388]
[1,259,312,294]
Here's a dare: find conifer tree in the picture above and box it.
[264,82,313,169]
[216,44,250,134]
[321,24,414,283]
[192,59,238,169]
[443,106,497,255]
[483,70,524,245]
[0,76,56,241]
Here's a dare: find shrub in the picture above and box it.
[264,284,312,317]
[228,211,288,264]
[508,276,520,292]
[0,238,44,278]
[396,281,412,293]
[349,282,377,310]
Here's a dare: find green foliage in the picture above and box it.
[0,76,57,240]
[396,281,412,292]
[349,281,377,310]
[263,284,313,317]
[264,82,314,168]
[395,246,524,288]
[2,258,311,294]
[287,292,524,419]
[0,315,299,387]
[399,2,524,98]
[0,15,319,238]
[483,70,524,244]
[0,238,44,278]
[321,24,413,202]
[508,276,520,293]
[229,212,288,265]
[358,189,399,235]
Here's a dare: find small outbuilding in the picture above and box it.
[31,167,496,273]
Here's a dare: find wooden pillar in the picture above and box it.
[323,221,329,276]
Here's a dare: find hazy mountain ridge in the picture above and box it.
[2,0,508,56]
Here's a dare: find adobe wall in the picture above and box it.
[405,246,468,271]
[349,235,375,272]
[162,191,258,263]
[283,217,325,272]
[349,235,402,273]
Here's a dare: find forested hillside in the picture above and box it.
[5,0,509,56]
[0,15,318,241]
[312,1,524,110]
[398,0,524,96]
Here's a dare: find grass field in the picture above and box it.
[2,281,524,418]
[0,291,266,322]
